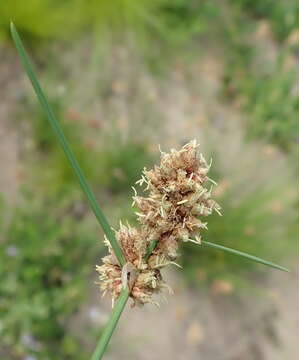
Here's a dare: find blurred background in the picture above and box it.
[1,1,299,359]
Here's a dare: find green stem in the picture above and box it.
[10,22,126,267]
[91,288,130,360]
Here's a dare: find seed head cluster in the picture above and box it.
[96,140,221,306]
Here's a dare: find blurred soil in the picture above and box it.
[101,267,299,360]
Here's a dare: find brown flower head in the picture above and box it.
[96,140,221,306]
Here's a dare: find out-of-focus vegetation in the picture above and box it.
[0,0,207,49]
[236,0,299,41]
[22,96,153,195]
[0,192,98,359]
[224,58,299,150]
[223,25,299,151]
[1,1,299,45]
[0,0,156,41]
[1,0,299,358]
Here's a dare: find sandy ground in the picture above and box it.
[97,266,298,360]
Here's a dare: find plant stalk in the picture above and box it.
[91,288,130,360]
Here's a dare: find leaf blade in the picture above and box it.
[10,22,126,266]
[201,240,290,272]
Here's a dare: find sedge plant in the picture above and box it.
[10,23,289,360]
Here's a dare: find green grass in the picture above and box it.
[234,0,299,41]
[223,52,299,151]
[1,0,205,45]
[0,193,98,359]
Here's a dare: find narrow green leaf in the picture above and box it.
[10,22,126,267]
[91,288,130,360]
[201,240,290,272]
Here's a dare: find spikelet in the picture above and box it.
[96,140,221,306]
